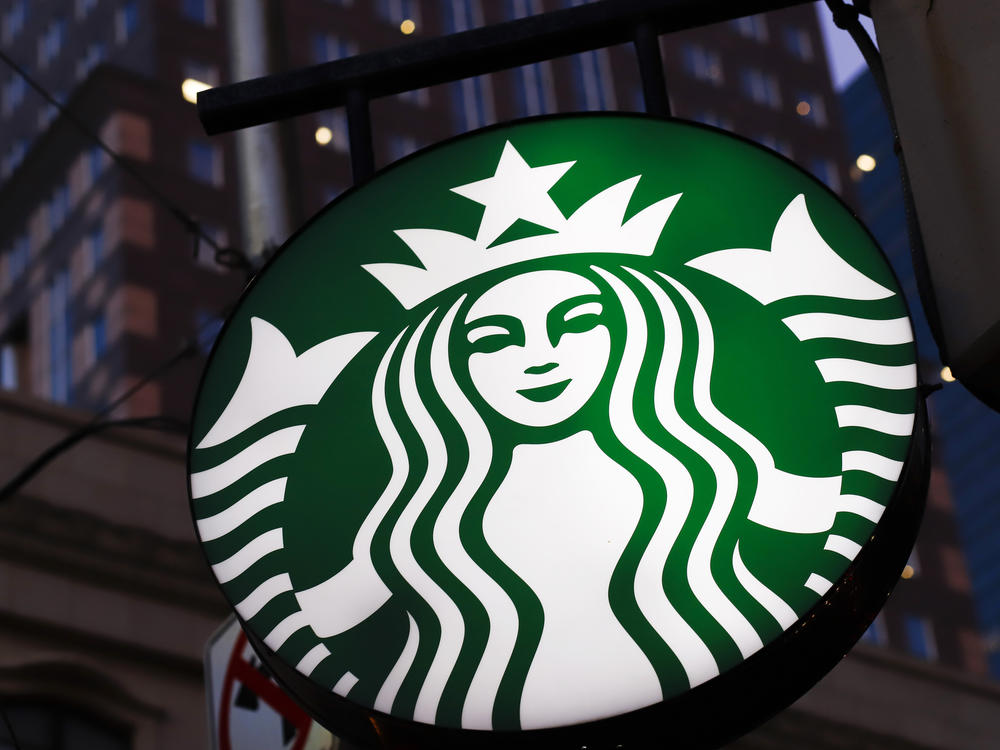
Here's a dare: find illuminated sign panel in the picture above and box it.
[189,115,927,748]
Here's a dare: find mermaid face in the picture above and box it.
[464,269,610,427]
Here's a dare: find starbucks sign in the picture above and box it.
[189,115,927,749]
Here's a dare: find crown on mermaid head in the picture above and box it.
[363,141,681,309]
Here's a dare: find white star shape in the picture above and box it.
[451,141,575,246]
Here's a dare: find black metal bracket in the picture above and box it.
[198,0,806,136]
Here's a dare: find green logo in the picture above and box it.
[190,116,917,732]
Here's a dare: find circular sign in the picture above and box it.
[189,114,928,749]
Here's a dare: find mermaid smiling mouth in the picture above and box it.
[517,378,572,403]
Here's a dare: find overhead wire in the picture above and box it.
[823,0,949,365]
[0,46,251,272]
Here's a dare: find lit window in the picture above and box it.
[315,110,349,152]
[903,614,938,661]
[681,44,724,86]
[570,50,616,111]
[740,68,781,108]
[783,27,814,61]
[116,0,139,42]
[809,157,842,193]
[732,15,769,42]
[50,269,72,403]
[187,140,224,187]
[181,0,216,26]
[795,91,827,126]
[1,1,26,45]
[311,32,358,64]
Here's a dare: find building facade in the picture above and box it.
[842,68,1000,675]
[0,0,993,747]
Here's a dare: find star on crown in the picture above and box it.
[363,141,681,309]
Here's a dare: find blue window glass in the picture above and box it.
[903,614,937,661]
[181,0,215,25]
[49,270,72,403]
[92,315,107,359]
[188,140,222,186]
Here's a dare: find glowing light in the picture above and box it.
[940,365,956,383]
[400,19,415,34]
[315,127,333,146]
[795,101,811,116]
[181,78,212,104]
[900,565,915,579]
[856,154,877,172]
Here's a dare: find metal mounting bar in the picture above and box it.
[198,0,808,135]
[633,22,671,117]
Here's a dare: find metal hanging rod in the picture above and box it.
[197,0,808,136]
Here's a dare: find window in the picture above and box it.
[187,140,224,186]
[49,270,72,403]
[387,134,419,162]
[903,614,938,661]
[755,133,792,159]
[181,0,216,25]
[795,91,827,126]
[692,111,733,131]
[783,27,814,61]
[377,0,420,25]
[86,225,105,273]
[2,74,26,115]
[0,702,129,750]
[570,50,616,111]
[76,42,107,80]
[48,185,71,233]
[513,62,554,117]
[315,110,349,152]
[7,234,29,281]
[739,67,781,108]
[195,310,224,354]
[681,44,724,86]
[76,0,99,20]
[395,87,430,108]
[445,0,484,32]
[451,76,495,132]
[859,613,887,646]
[92,314,108,359]
[809,157,842,193]
[732,14,768,42]
[0,343,17,390]
[1,137,28,177]
[38,17,68,67]
[311,32,358,64]
[116,0,139,42]
[1,1,26,45]
[194,223,229,270]
[87,145,107,184]
[506,0,542,20]
[183,60,220,87]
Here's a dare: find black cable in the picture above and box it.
[824,0,950,364]
[0,47,251,271]
[0,701,23,750]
